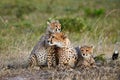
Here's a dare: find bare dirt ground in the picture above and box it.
[0,60,120,80]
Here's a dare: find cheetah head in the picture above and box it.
[47,32,70,48]
[79,45,93,59]
[47,20,61,33]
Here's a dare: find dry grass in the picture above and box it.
[0,39,120,80]
[0,60,120,80]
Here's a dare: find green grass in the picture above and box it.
[0,0,120,61]
[0,0,119,55]
[0,0,120,79]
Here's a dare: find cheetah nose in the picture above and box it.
[56,29,61,32]
[58,29,61,31]
[47,40,50,43]
[83,54,85,56]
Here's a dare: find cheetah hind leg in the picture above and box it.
[28,55,41,70]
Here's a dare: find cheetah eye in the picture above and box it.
[52,36,54,38]
[55,25,57,27]
[86,50,88,52]
[81,49,84,52]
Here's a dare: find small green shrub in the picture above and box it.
[58,17,87,33]
[94,54,106,62]
[84,8,105,17]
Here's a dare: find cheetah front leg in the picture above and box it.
[52,53,57,67]
[28,54,41,70]
[47,53,53,69]
[47,47,57,69]
[57,60,66,71]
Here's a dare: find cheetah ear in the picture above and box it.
[90,45,94,49]
[47,21,50,25]
[56,20,59,23]
[78,45,81,49]
[51,19,56,23]
[90,45,94,53]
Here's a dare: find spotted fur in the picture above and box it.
[47,32,78,70]
[28,20,61,68]
[76,45,95,68]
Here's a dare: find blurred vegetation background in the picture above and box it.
[0,0,120,57]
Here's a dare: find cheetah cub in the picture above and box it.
[47,32,78,70]
[76,45,95,68]
[28,20,61,69]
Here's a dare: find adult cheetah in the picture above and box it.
[47,32,78,70]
